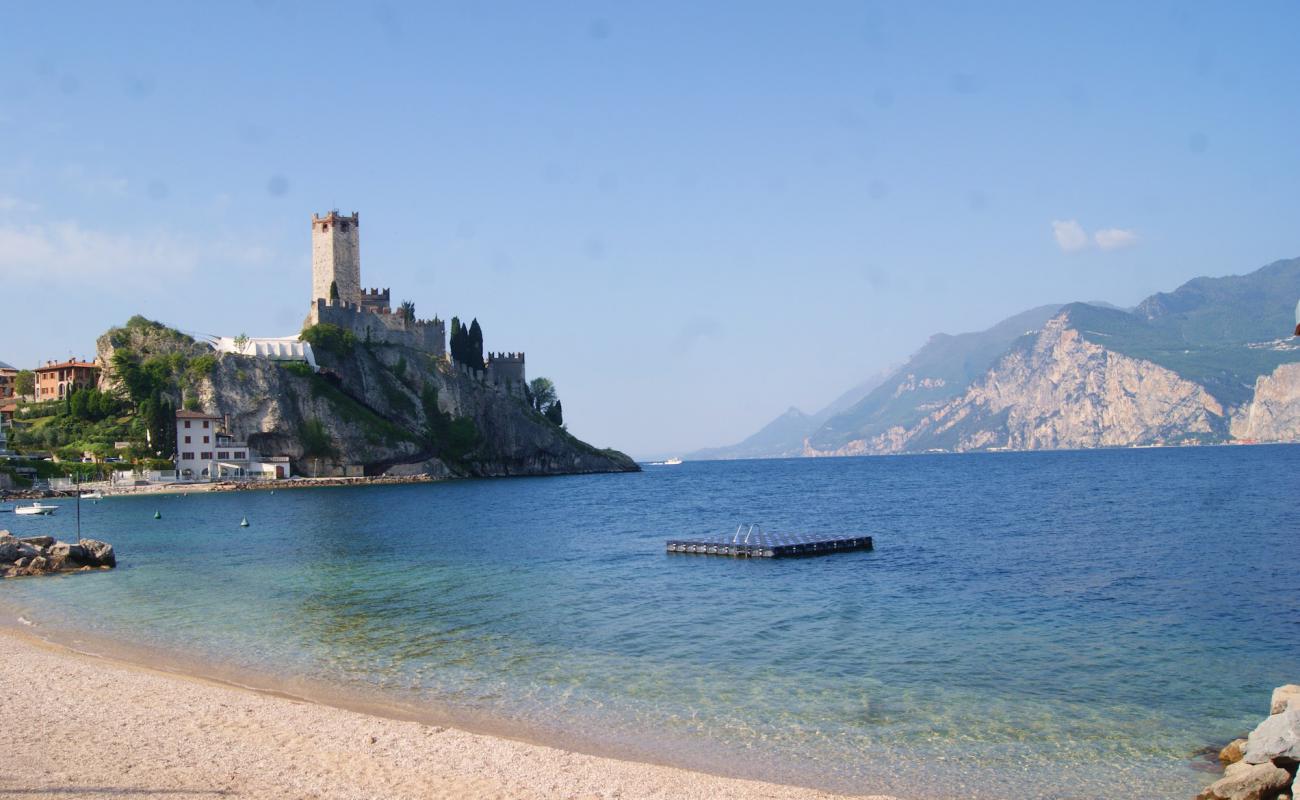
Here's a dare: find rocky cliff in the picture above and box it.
[782,258,1300,457]
[96,319,638,478]
[803,306,1297,456]
[1230,363,1300,442]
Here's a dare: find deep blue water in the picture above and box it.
[3,446,1298,799]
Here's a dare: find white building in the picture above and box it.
[175,409,291,481]
[210,336,318,370]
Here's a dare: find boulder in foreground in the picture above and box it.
[0,532,116,578]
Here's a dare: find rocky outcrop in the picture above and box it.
[1244,701,1300,765]
[1196,684,1300,800]
[1231,364,1300,442]
[1,532,116,578]
[805,311,1229,455]
[192,341,637,479]
[92,317,637,480]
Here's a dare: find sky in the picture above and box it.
[2,2,1299,459]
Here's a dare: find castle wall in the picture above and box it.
[486,352,526,387]
[311,299,447,357]
[312,212,361,304]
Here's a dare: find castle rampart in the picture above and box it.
[486,351,526,387]
[311,299,447,356]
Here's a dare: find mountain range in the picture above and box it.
[687,257,1300,459]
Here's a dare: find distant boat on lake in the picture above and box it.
[15,503,58,516]
[646,457,683,466]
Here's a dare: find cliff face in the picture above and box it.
[1230,363,1300,442]
[198,342,638,478]
[96,321,637,478]
[804,311,1237,455]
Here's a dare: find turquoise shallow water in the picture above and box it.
[3,446,1298,799]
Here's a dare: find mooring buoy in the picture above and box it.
[240,517,249,528]
[154,510,161,519]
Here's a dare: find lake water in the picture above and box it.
[3,446,1298,799]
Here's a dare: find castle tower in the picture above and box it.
[311,211,361,305]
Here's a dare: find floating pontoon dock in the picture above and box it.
[666,525,873,559]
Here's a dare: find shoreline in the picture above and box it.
[3,473,439,500]
[0,621,896,800]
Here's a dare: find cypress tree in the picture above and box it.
[329,280,339,301]
[545,400,563,427]
[468,318,484,370]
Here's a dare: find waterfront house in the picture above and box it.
[0,401,13,455]
[0,360,16,399]
[34,359,100,401]
[175,409,291,481]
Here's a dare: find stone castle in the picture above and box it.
[306,211,525,387]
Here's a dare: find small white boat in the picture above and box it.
[15,503,58,516]
[664,457,683,465]
[81,491,105,501]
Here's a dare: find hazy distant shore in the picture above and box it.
[0,623,893,800]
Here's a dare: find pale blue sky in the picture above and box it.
[2,2,1298,458]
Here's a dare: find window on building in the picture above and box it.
[182,452,194,460]
[201,452,213,460]
[218,452,229,459]
[184,436,191,444]
[184,421,191,429]
[203,421,210,428]
[235,451,246,459]
[203,436,209,444]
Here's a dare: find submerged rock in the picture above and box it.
[0,532,116,578]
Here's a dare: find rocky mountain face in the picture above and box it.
[1231,363,1300,442]
[96,322,637,478]
[813,312,1228,455]
[714,258,1300,459]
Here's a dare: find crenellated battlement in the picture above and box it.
[309,299,447,356]
[486,351,526,386]
[312,210,359,230]
[358,286,391,314]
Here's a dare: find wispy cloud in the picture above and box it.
[1093,228,1139,251]
[0,221,198,289]
[0,194,39,212]
[1051,220,1139,253]
[0,216,280,294]
[1051,219,1090,253]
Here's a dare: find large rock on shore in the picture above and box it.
[1195,762,1293,800]
[1273,687,1300,715]
[0,532,116,578]
[1244,705,1300,766]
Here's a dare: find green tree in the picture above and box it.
[528,377,557,413]
[545,399,563,427]
[233,332,250,354]
[468,319,484,370]
[299,323,356,356]
[399,300,416,323]
[14,370,34,397]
